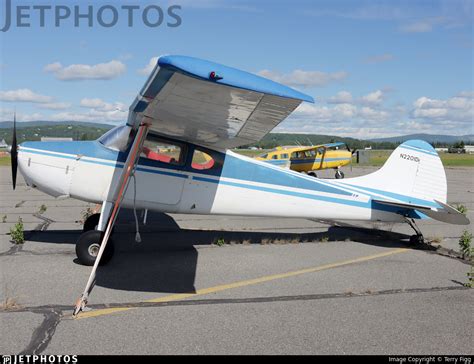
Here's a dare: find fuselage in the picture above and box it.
[17,136,417,223]
[256,146,352,172]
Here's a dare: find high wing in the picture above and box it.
[291,142,347,153]
[126,55,314,149]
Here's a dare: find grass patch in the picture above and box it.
[215,237,225,247]
[9,217,25,245]
[38,204,47,214]
[459,230,473,259]
[0,155,10,166]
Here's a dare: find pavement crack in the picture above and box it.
[0,214,54,256]
[32,214,54,233]
[0,243,23,256]
[19,308,62,355]
[82,285,469,310]
[2,285,469,318]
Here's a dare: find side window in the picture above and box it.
[191,148,216,170]
[280,153,288,159]
[141,136,185,166]
[272,154,279,160]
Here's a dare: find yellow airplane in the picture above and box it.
[255,142,354,179]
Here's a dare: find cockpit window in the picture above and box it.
[141,135,186,166]
[98,125,133,152]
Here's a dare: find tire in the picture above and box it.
[83,213,100,232]
[409,235,424,245]
[76,230,115,266]
[335,171,344,179]
[308,171,317,178]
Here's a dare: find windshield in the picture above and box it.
[98,125,133,152]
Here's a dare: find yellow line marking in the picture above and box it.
[76,248,408,319]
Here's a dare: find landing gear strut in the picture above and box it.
[83,213,100,232]
[405,217,424,245]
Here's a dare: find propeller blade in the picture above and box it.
[11,114,18,190]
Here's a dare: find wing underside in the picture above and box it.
[127,56,314,149]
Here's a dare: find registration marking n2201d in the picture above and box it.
[400,153,420,163]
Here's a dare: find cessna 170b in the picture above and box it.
[7,55,469,316]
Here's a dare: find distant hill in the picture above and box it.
[0,121,113,144]
[1,120,472,149]
[369,134,474,144]
[0,120,114,129]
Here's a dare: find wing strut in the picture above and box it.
[73,122,150,317]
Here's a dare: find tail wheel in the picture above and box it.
[335,170,344,179]
[83,213,101,232]
[76,230,115,266]
[409,234,424,245]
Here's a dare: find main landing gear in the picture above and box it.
[405,217,425,245]
[335,170,344,179]
[76,204,116,266]
[76,230,115,266]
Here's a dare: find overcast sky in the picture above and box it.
[0,0,472,138]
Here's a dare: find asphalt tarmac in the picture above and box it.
[0,166,472,355]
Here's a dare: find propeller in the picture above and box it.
[10,113,18,190]
[346,145,358,172]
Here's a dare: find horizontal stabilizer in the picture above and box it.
[373,199,470,225]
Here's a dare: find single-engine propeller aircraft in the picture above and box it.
[255,142,355,178]
[7,55,469,316]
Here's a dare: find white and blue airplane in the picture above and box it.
[7,55,469,315]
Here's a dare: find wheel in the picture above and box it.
[335,170,344,179]
[76,230,115,266]
[308,171,317,178]
[409,234,424,245]
[83,213,100,232]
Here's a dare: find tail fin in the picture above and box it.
[343,140,469,225]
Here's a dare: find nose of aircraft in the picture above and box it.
[17,142,74,198]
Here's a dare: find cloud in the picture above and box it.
[360,90,384,105]
[50,109,128,123]
[364,53,394,64]
[80,98,127,112]
[412,93,473,125]
[0,89,53,103]
[73,98,128,122]
[399,20,434,33]
[0,108,45,122]
[43,62,62,73]
[275,89,473,139]
[37,102,71,110]
[44,60,126,81]
[138,57,159,76]
[327,91,353,104]
[258,69,348,89]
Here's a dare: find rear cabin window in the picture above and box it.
[272,155,279,159]
[281,153,289,159]
[141,136,185,166]
[191,149,216,170]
